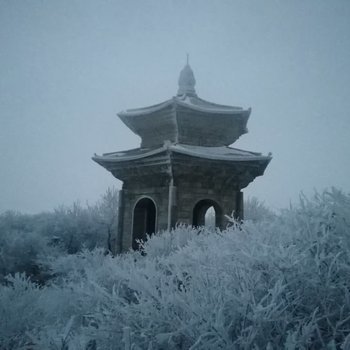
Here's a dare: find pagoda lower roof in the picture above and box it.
[93,143,271,164]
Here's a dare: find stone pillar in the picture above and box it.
[235,190,244,220]
[167,184,177,230]
[116,189,124,254]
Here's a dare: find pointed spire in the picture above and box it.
[177,55,196,96]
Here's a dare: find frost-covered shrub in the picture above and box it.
[0,188,350,349]
[138,224,213,257]
[0,272,103,350]
[0,215,51,284]
[0,273,44,349]
[0,188,119,282]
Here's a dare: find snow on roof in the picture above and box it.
[94,147,164,162]
[92,143,271,163]
[118,100,174,117]
[118,95,248,118]
[170,144,270,161]
[176,95,244,114]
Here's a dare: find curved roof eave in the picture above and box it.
[169,144,271,162]
[118,99,174,118]
[92,146,166,163]
[92,144,272,164]
[175,99,250,116]
[117,96,251,118]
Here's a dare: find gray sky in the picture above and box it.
[1,0,349,213]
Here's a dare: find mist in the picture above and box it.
[1,0,349,213]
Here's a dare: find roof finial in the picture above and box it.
[177,56,196,96]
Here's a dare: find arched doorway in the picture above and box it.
[192,199,222,228]
[205,206,216,229]
[132,198,156,250]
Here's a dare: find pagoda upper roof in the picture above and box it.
[118,94,250,148]
[117,63,250,148]
[119,94,246,117]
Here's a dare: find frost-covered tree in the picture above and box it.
[0,215,49,284]
[0,188,119,282]
[91,187,119,253]
[244,196,275,222]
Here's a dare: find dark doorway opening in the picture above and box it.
[132,198,156,250]
[193,199,222,228]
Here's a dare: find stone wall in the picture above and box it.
[116,176,243,252]
[118,182,170,251]
[174,181,242,229]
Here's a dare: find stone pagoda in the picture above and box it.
[93,62,271,252]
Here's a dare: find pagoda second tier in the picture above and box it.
[92,143,271,190]
[118,95,250,148]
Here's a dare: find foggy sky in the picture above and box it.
[1,0,350,214]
